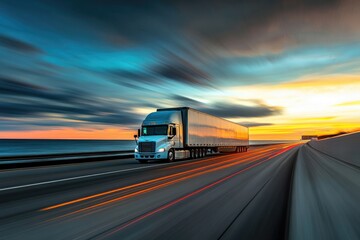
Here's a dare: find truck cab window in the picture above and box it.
[170,126,176,135]
[142,125,168,136]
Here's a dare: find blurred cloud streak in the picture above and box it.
[0,0,359,139]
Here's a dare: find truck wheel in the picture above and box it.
[138,159,148,164]
[195,149,199,159]
[190,149,194,159]
[167,149,175,162]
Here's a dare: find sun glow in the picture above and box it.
[226,75,360,139]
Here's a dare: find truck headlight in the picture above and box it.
[158,148,165,152]
[134,148,138,152]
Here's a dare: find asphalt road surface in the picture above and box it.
[0,135,358,240]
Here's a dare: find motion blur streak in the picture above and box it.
[41,152,253,210]
[289,133,360,240]
[165,145,281,170]
[42,145,280,211]
[267,144,302,160]
[99,145,297,238]
[46,148,278,220]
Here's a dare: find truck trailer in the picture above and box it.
[134,107,249,163]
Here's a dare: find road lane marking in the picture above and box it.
[0,163,175,192]
[1,145,284,193]
[41,151,269,212]
[0,152,260,193]
[0,152,253,193]
[41,154,242,210]
[98,146,299,238]
[44,145,295,223]
[43,153,269,223]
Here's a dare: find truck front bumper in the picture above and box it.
[134,151,168,160]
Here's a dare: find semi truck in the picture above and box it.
[134,107,249,163]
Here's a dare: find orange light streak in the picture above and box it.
[41,145,282,211]
[267,144,302,160]
[40,147,270,211]
[100,144,300,237]
[47,145,294,219]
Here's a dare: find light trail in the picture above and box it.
[267,144,302,160]
[0,163,175,192]
[40,151,268,211]
[41,146,280,211]
[97,144,300,238]
[165,144,283,170]
[44,145,294,222]
[1,145,282,193]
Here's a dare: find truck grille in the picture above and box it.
[139,142,156,152]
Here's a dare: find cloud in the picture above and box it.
[104,50,213,89]
[171,94,203,107]
[153,51,212,86]
[0,76,96,105]
[199,102,282,118]
[177,0,357,56]
[2,0,360,88]
[0,34,42,54]
[278,75,360,89]
[155,62,208,85]
[163,94,282,118]
[0,76,143,129]
[3,1,359,58]
[336,100,360,107]
[73,113,139,125]
[106,69,159,91]
[165,95,282,118]
[49,0,350,55]
[238,122,274,127]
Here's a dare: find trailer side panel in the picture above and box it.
[187,108,248,147]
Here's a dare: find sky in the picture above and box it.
[0,0,359,140]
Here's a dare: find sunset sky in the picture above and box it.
[0,0,359,140]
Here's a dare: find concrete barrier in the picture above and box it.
[308,131,360,167]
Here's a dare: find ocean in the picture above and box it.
[0,139,295,157]
[0,139,136,157]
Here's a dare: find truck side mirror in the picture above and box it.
[137,129,141,137]
[134,134,138,139]
[172,127,176,136]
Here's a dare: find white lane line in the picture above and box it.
[0,163,173,192]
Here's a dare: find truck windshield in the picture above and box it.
[142,125,168,136]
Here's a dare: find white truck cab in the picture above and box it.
[134,110,183,163]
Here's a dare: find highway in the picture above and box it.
[0,135,359,240]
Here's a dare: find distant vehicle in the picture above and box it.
[134,107,249,163]
[301,135,318,140]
